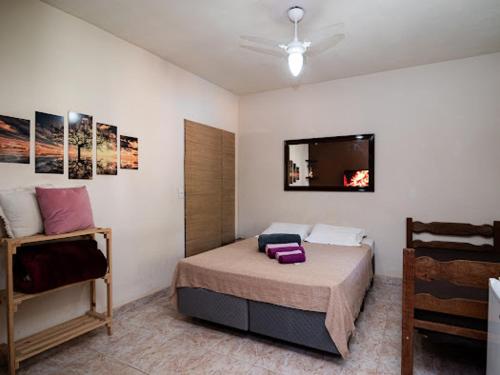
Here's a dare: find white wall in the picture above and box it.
[0,0,238,339]
[238,52,500,277]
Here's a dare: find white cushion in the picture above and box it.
[0,187,44,238]
[305,224,366,246]
[261,222,312,240]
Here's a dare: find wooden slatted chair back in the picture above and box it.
[401,218,500,375]
[406,217,498,252]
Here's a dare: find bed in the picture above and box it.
[169,237,374,357]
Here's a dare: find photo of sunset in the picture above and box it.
[97,123,117,175]
[68,111,93,179]
[35,111,64,174]
[0,115,30,164]
[120,135,138,170]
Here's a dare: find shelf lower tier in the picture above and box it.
[1,275,109,307]
[15,313,108,363]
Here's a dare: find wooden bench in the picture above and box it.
[402,218,500,375]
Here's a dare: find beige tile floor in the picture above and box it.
[4,278,485,375]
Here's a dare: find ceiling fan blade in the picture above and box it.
[240,45,284,58]
[305,22,344,39]
[240,35,282,48]
[308,34,345,58]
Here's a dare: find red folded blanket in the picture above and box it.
[14,239,108,294]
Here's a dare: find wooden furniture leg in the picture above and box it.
[105,231,113,335]
[89,233,97,313]
[402,248,415,375]
[5,242,16,375]
[90,280,96,313]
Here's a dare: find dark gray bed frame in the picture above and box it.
[177,256,374,355]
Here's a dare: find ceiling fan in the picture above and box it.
[240,6,345,77]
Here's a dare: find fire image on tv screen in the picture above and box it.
[344,170,369,188]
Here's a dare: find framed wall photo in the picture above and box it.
[68,111,93,179]
[0,115,30,164]
[120,135,138,170]
[35,111,64,174]
[97,123,118,175]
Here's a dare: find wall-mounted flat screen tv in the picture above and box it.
[284,134,375,192]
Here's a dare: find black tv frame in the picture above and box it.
[284,133,375,192]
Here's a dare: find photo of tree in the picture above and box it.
[68,111,93,179]
[97,123,117,175]
[120,135,138,170]
[0,115,30,164]
[35,111,64,174]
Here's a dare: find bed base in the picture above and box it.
[249,299,339,353]
[177,287,248,330]
[178,287,340,354]
[177,280,373,355]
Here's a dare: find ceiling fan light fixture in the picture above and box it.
[288,51,303,77]
[239,5,345,80]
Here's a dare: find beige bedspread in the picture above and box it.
[169,238,373,358]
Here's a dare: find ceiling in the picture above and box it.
[42,0,500,95]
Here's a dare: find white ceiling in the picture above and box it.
[42,0,500,95]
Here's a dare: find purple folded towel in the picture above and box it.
[278,250,306,264]
[275,248,304,258]
[275,247,305,262]
[265,243,300,259]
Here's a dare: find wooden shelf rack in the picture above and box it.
[0,227,113,375]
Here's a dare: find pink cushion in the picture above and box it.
[35,187,95,235]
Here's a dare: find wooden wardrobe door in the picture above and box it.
[185,120,222,256]
[222,131,235,245]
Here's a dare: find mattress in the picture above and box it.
[170,238,373,357]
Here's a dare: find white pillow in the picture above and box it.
[0,187,44,238]
[261,222,312,240]
[305,224,366,246]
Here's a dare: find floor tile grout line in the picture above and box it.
[251,363,280,374]
[208,346,288,373]
[207,347,259,368]
[87,347,150,374]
